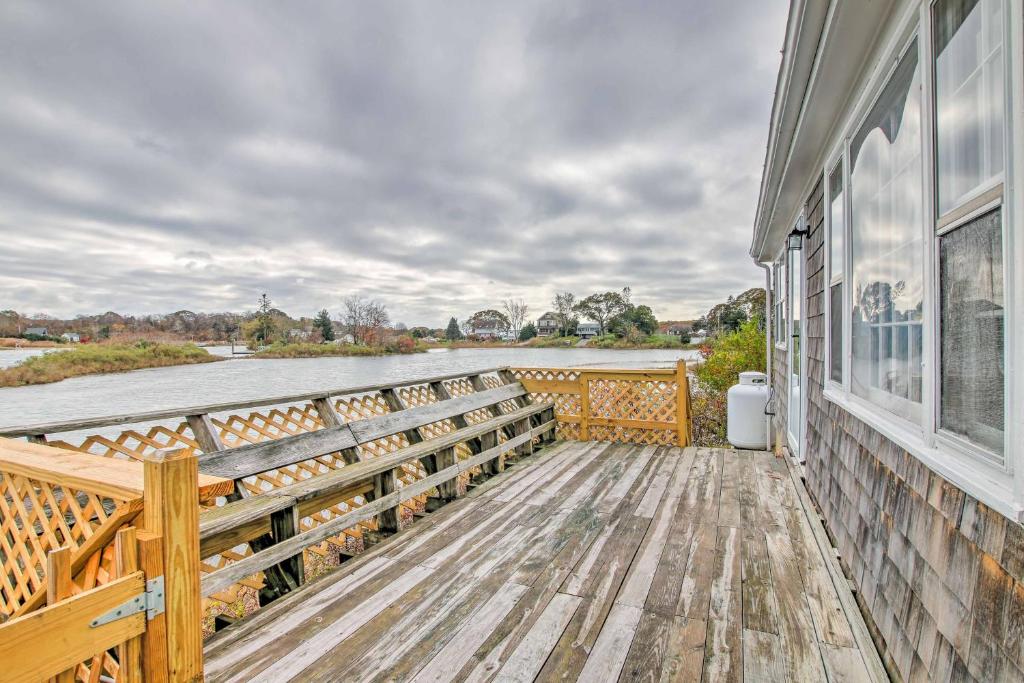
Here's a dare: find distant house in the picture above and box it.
[666,324,691,337]
[24,327,48,337]
[575,322,600,339]
[469,324,501,340]
[536,312,560,336]
[334,333,356,345]
[287,328,310,341]
[60,332,81,343]
[689,330,707,344]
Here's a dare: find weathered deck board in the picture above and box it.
[204,444,884,683]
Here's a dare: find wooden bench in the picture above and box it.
[195,380,555,602]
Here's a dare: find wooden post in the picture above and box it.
[513,418,533,458]
[312,397,360,464]
[480,429,502,476]
[115,528,143,683]
[675,360,691,447]
[435,447,458,502]
[371,467,400,535]
[46,546,75,683]
[264,506,304,599]
[578,373,591,441]
[470,374,515,440]
[143,448,203,682]
[137,532,167,683]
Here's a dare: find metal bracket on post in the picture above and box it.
[90,576,165,628]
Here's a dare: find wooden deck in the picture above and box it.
[203,443,885,682]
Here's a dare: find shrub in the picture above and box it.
[690,320,766,446]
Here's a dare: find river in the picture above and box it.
[0,346,698,429]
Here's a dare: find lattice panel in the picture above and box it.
[49,422,197,461]
[588,425,677,445]
[0,472,124,617]
[588,378,677,423]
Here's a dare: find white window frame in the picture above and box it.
[774,254,787,350]
[823,145,849,395]
[820,0,1023,520]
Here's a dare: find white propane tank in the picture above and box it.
[727,371,770,449]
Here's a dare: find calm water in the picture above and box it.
[0,347,697,430]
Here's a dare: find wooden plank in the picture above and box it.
[618,612,706,682]
[240,565,434,683]
[197,424,358,479]
[704,526,742,682]
[576,603,643,682]
[598,445,659,514]
[490,592,582,683]
[780,451,888,682]
[0,437,231,502]
[0,367,507,438]
[409,583,530,682]
[352,384,527,445]
[764,528,829,681]
[615,449,694,608]
[0,573,146,682]
[137,532,167,683]
[821,643,875,683]
[743,629,786,682]
[675,360,690,447]
[517,378,580,395]
[741,533,779,635]
[718,450,741,528]
[578,374,591,441]
[115,527,143,683]
[632,452,676,518]
[142,449,203,682]
[45,546,75,683]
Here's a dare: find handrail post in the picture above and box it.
[675,360,691,447]
[578,372,591,441]
[45,546,75,683]
[143,448,203,682]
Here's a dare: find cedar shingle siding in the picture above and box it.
[799,178,1024,681]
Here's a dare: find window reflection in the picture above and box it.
[934,0,1004,215]
[850,40,924,422]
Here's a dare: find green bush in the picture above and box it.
[691,320,766,446]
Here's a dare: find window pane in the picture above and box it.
[829,162,844,279]
[830,284,842,382]
[850,41,924,422]
[940,208,1004,455]
[934,0,1004,215]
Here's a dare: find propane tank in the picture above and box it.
[727,371,770,449]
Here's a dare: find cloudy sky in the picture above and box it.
[0,1,786,326]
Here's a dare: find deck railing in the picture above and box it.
[0,364,691,680]
[511,360,691,446]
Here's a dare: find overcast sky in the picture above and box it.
[0,1,786,326]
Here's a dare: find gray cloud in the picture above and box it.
[0,0,786,324]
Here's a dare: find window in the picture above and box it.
[827,161,845,384]
[849,39,925,422]
[939,209,1004,456]
[815,0,1017,514]
[774,259,786,346]
[933,0,1007,459]
[933,0,1004,216]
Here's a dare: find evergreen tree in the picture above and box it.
[313,309,335,342]
[518,322,538,341]
[445,317,463,341]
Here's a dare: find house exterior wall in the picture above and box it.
[798,176,1024,681]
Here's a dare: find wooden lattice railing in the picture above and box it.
[0,368,539,625]
[0,364,689,679]
[509,360,692,446]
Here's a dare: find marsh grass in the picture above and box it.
[0,342,222,387]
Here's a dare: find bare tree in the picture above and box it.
[342,295,388,344]
[502,299,529,341]
[552,292,577,337]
